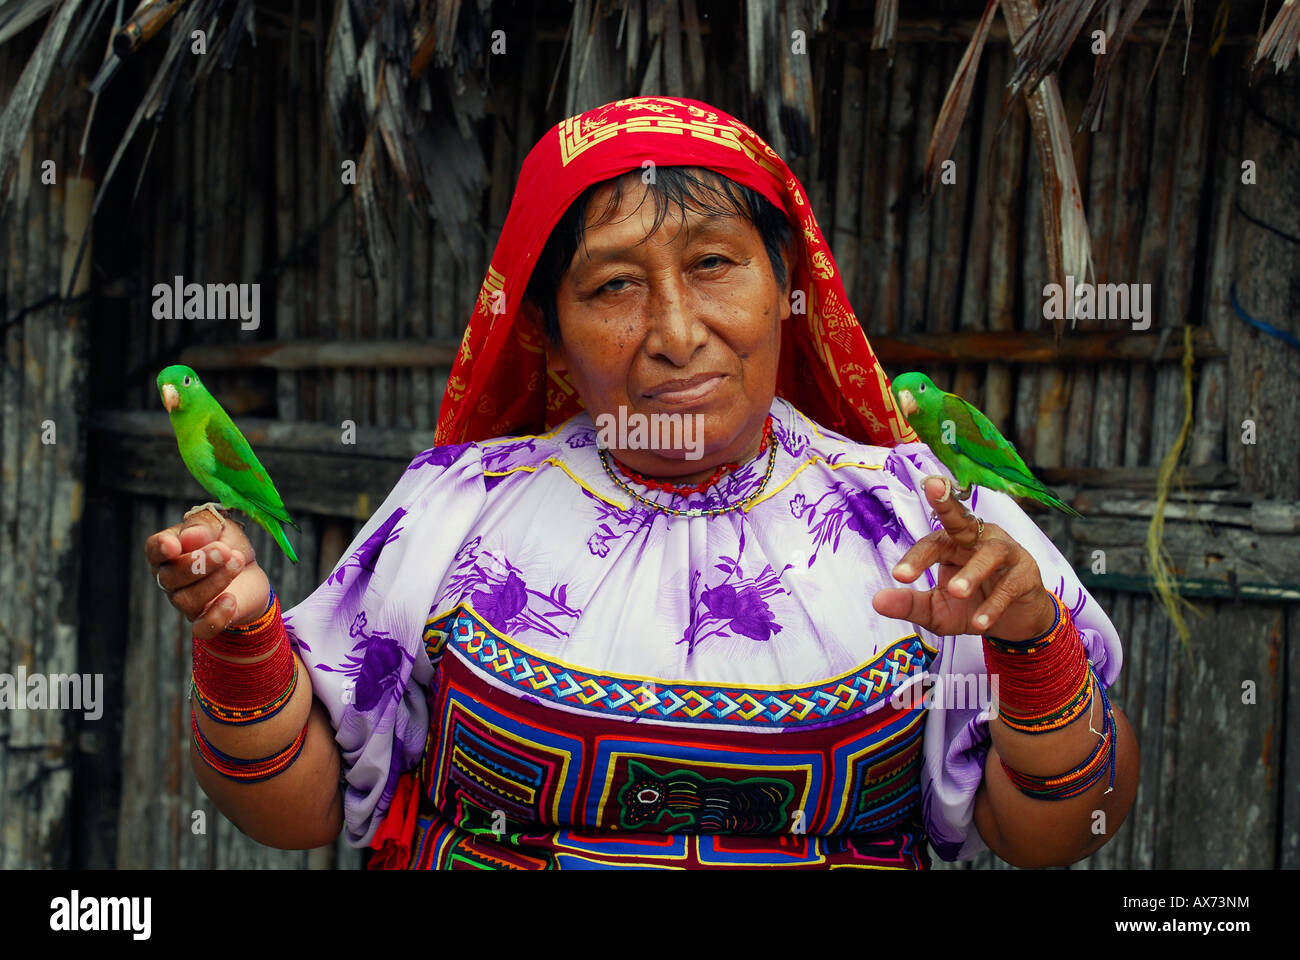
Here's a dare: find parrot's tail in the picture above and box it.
[256,512,300,564]
[1050,496,1081,520]
[1009,481,1083,518]
[1041,490,1084,518]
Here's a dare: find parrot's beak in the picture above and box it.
[896,389,916,417]
[162,383,180,413]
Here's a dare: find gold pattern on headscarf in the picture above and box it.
[841,362,870,388]
[515,323,545,355]
[558,98,781,177]
[476,264,506,318]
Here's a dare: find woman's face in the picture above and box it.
[546,174,792,482]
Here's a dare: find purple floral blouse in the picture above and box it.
[282,397,1122,863]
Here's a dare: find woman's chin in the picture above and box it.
[612,415,764,478]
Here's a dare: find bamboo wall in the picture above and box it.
[1,1,1297,869]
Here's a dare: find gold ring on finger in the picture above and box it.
[972,515,985,544]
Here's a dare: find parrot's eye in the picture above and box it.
[919,384,926,392]
[183,376,191,386]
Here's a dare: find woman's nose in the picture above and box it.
[643,281,707,367]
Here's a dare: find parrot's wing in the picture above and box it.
[203,414,300,529]
[940,392,1053,494]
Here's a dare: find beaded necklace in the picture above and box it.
[598,417,779,517]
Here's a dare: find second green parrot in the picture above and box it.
[891,371,1082,518]
[157,364,300,563]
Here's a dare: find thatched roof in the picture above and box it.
[0,0,1295,331]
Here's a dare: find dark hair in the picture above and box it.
[523,166,796,343]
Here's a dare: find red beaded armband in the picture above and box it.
[192,665,297,725]
[192,586,295,720]
[191,709,309,782]
[982,593,1091,734]
[998,671,1117,800]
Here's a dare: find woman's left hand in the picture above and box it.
[871,476,1058,641]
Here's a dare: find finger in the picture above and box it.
[159,541,243,592]
[167,548,248,614]
[970,577,1032,633]
[925,478,982,547]
[177,513,226,554]
[892,530,963,583]
[977,564,1045,632]
[946,537,1015,599]
[872,585,936,625]
[192,593,239,642]
[173,564,242,624]
[145,526,186,566]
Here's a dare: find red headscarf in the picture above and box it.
[433,95,916,449]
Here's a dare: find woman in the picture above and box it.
[147,96,1137,869]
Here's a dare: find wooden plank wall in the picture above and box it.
[0,31,93,868]
[1,1,1296,868]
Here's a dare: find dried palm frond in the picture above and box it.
[1078,0,1148,130]
[0,0,88,211]
[353,131,396,283]
[1254,0,1300,72]
[925,0,1000,199]
[871,0,896,64]
[0,0,59,46]
[324,0,364,153]
[58,0,112,65]
[217,0,253,69]
[1008,0,1103,99]
[1002,0,1152,133]
[57,0,213,293]
[1003,0,1095,341]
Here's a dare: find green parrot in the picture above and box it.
[157,364,300,563]
[890,371,1082,518]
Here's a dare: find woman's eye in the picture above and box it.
[697,255,728,270]
[598,277,630,295]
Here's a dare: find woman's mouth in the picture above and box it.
[644,373,726,406]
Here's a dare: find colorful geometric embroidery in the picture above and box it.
[407,655,933,869]
[587,741,821,832]
[617,760,796,833]
[409,815,928,870]
[422,603,934,728]
[422,686,584,827]
[827,709,925,835]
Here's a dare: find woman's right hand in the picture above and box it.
[145,509,272,641]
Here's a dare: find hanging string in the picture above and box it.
[1229,283,1300,356]
[1234,196,1300,247]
